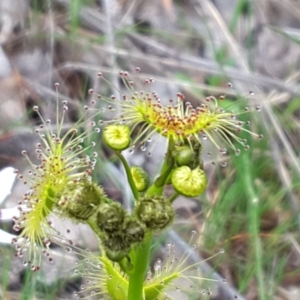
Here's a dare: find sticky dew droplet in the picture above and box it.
[220,148,227,155]
[235,149,241,156]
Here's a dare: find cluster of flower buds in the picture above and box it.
[96,202,145,261]
[94,195,175,261]
[98,119,207,256]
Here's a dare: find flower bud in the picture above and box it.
[103,232,131,262]
[60,181,104,221]
[171,166,207,197]
[130,166,148,192]
[103,124,131,151]
[135,196,175,231]
[97,202,126,233]
[173,145,194,166]
[125,218,145,244]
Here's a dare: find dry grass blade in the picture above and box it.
[194,0,249,71]
[55,0,300,94]
[194,0,300,185]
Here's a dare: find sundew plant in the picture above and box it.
[11,69,261,299]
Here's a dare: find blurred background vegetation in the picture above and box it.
[0,0,300,299]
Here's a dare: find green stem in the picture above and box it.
[167,192,179,203]
[115,151,139,200]
[146,138,175,196]
[127,234,152,300]
[127,138,175,300]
